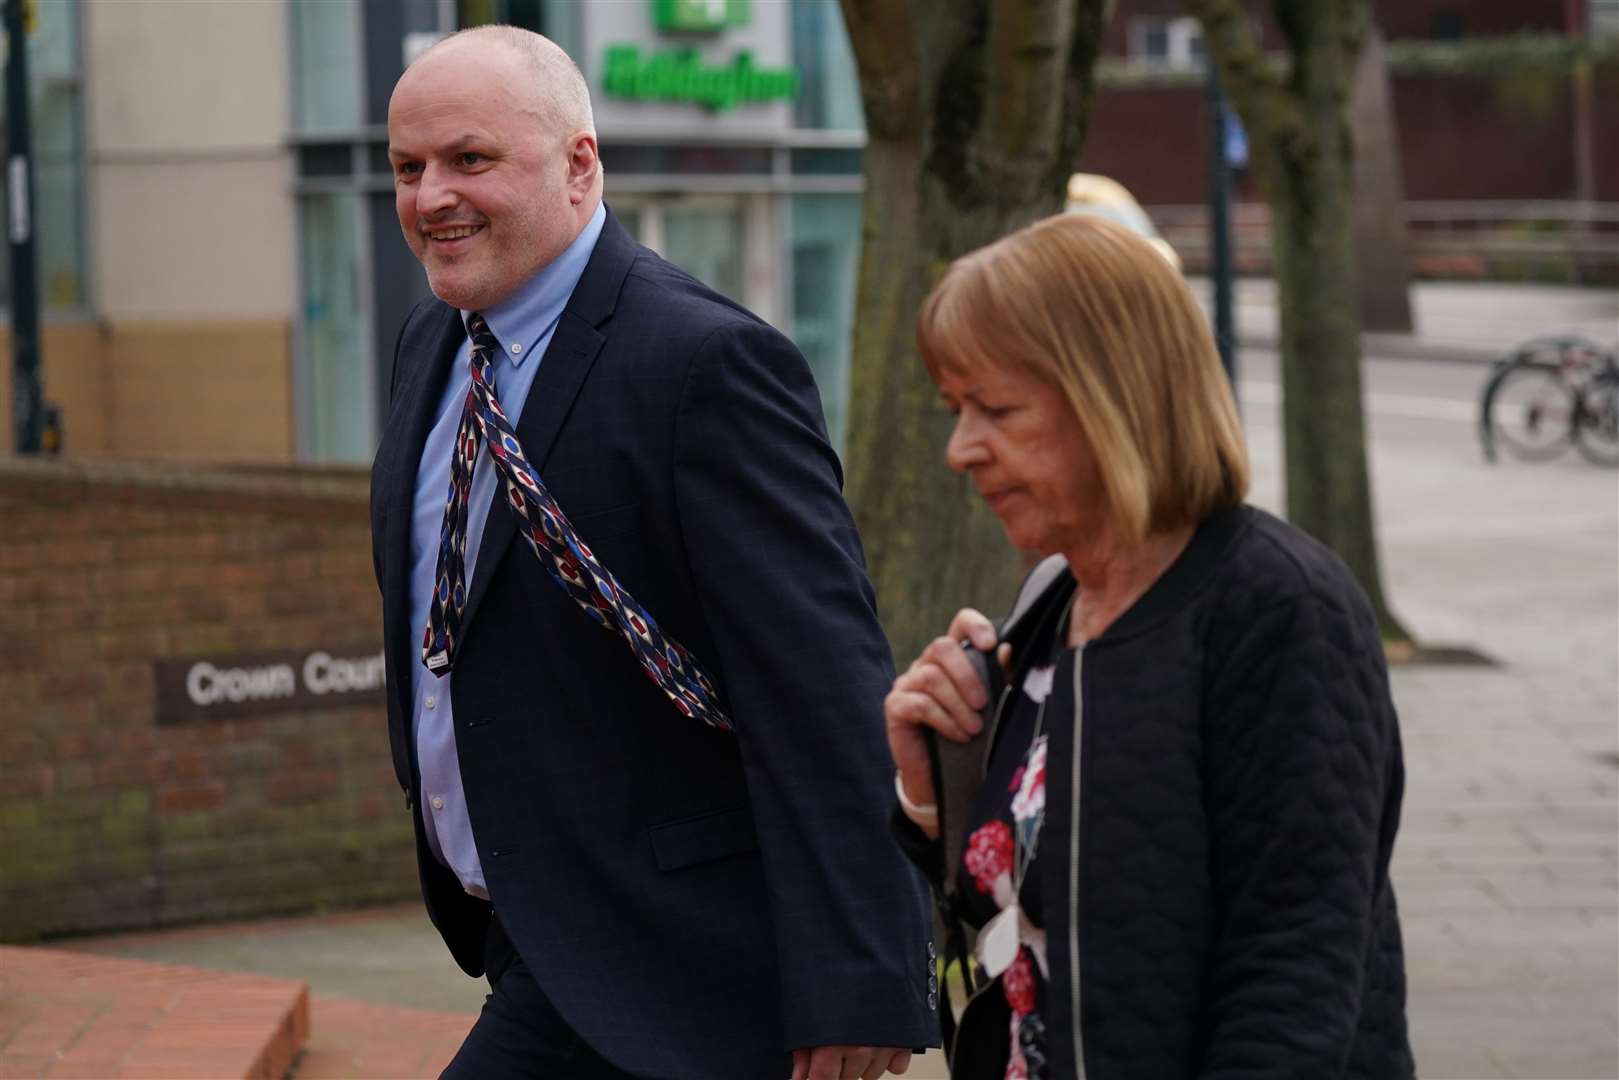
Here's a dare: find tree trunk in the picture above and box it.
[1351,24,1414,333]
[839,0,1106,662]
[1187,0,1411,642]
[1272,152,1405,639]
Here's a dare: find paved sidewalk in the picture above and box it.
[16,278,1618,1077]
[1189,277,1619,363]
[44,907,949,1078]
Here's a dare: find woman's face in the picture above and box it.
[937,362,1104,557]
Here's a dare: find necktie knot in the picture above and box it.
[466,312,500,359]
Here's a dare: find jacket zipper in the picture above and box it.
[1069,644,1087,1078]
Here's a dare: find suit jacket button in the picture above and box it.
[926,941,936,960]
[927,991,938,1011]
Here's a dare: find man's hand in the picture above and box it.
[790,1045,912,1080]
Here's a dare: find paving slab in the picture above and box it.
[0,946,307,1079]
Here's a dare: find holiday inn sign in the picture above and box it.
[654,0,748,33]
[602,0,800,111]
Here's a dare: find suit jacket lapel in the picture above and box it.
[385,304,464,724]
[456,207,639,645]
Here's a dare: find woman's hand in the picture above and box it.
[884,609,1011,839]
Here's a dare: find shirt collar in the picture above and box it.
[459,201,607,369]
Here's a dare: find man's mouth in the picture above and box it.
[425,224,485,243]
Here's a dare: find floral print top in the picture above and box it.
[957,640,1076,1080]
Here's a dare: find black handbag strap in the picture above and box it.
[926,555,1071,999]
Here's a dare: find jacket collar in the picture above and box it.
[1095,505,1253,644]
[1011,505,1254,654]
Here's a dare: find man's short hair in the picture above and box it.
[416,24,595,137]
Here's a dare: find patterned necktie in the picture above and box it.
[421,313,732,732]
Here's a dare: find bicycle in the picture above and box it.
[1479,336,1619,468]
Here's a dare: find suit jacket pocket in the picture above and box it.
[567,499,642,543]
[648,805,759,872]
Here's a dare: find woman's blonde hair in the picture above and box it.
[916,212,1249,546]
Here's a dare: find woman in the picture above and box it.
[886,213,1413,1079]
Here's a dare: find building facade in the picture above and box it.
[4,0,865,463]
[1081,0,1619,210]
[2,1,298,460]
[10,0,1615,461]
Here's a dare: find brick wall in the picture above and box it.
[0,459,416,941]
[1078,65,1605,205]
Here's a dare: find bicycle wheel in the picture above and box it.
[1573,376,1619,467]
[1487,362,1576,461]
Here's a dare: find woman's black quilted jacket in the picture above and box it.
[902,505,1414,1079]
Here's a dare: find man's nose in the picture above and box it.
[415,164,458,218]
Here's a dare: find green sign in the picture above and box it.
[654,0,748,33]
[602,46,799,111]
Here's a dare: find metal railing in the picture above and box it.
[1150,200,1619,283]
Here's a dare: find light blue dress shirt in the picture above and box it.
[407,203,607,897]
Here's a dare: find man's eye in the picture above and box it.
[455,152,485,167]
[394,162,420,178]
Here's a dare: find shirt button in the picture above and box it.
[425,695,436,710]
[431,795,445,811]
[510,342,522,354]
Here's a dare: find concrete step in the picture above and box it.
[0,946,308,1079]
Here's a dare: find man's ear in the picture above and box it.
[566,133,600,203]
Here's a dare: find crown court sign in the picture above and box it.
[155,646,386,724]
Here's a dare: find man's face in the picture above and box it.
[387,46,579,311]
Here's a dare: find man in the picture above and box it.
[368,26,935,1080]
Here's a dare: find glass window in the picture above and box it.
[792,0,864,130]
[458,1,580,63]
[298,194,372,462]
[1131,17,1204,70]
[1594,0,1619,36]
[299,144,353,178]
[32,81,83,309]
[1431,12,1465,39]
[615,208,643,242]
[789,148,862,176]
[0,0,85,312]
[293,0,362,132]
[1140,23,1169,63]
[790,194,861,451]
[26,0,76,77]
[599,144,773,175]
[459,0,542,32]
[663,205,743,300]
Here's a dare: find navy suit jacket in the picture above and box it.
[369,210,937,1078]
